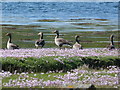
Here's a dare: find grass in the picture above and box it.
[2,72,65,83]
[1,56,120,73]
[1,54,119,88]
[2,75,19,83]
[2,72,66,88]
[28,73,65,81]
[2,65,119,88]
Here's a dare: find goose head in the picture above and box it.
[53,30,59,34]
[110,34,114,38]
[53,30,59,38]
[38,32,43,36]
[6,33,11,36]
[75,35,79,38]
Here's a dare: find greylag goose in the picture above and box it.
[53,30,72,49]
[35,32,45,49]
[107,34,115,50]
[6,33,19,49]
[73,35,83,49]
[88,84,96,90]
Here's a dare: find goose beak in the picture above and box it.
[38,32,42,35]
[6,33,9,36]
[111,34,115,38]
[52,31,56,33]
[53,30,57,33]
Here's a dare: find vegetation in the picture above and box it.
[2,65,119,88]
[1,56,119,73]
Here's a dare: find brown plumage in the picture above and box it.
[53,30,72,49]
[107,34,115,50]
[35,32,45,49]
[6,33,19,49]
[73,35,82,49]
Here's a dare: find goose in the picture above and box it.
[88,84,96,90]
[6,33,19,49]
[35,32,45,49]
[73,35,83,49]
[107,34,115,50]
[53,30,72,49]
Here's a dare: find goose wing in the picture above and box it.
[9,43,19,49]
[56,38,69,43]
[56,38,72,47]
[35,39,45,46]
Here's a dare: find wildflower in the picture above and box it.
[1,48,118,58]
[41,73,44,75]
[34,74,37,76]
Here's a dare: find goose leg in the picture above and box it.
[36,46,38,49]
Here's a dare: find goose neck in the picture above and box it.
[76,37,80,44]
[110,36,114,45]
[8,35,12,43]
[39,34,43,39]
[55,32,59,38]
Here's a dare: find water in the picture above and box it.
[2,2,118,32]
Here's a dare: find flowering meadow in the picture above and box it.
[1,66,120,88]
[0,48,120,88]
[0,48,118,58]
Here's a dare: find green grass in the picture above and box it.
[1,56,120,73]
[28,73,65,81]
[2,72,66,88]
[2,72,65,83]
[2,74,19,83]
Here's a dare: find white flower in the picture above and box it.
[34,74,37,76]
